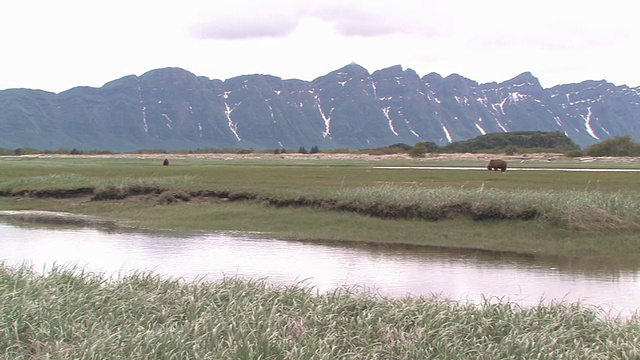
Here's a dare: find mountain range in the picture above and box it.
[1,63,639,151]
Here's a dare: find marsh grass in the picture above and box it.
[0,174,93,193]
[331,184,640,232]
[91,176,202,200]
[4,195,637,258]
[2,156,640,255]
[1,264,638,359]
[0,174,200,195]
[93,175,201,190]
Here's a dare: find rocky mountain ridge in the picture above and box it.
[1,63,638,151]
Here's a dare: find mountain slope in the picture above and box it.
[1,64,639,151]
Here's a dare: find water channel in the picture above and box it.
[2,219,639,319]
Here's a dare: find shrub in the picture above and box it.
[366,146,405,155]
[409,143,428,158]
[157,190,191,205]
[586,136,640,157]
[504,145,518,155]
[92,185,128,200]
[566,149,585,158]
[389,143,412,151]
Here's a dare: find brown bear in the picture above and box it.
[487,159,507,172]
[162,158,170,166]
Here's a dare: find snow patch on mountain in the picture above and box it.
[581,107,599,139]
[554,116,563,126]
[442,124,453,143]
[495,118,508,132]
[315,95,333,138]
[136,79,148,133]
[509,92,527,103]
[223,91,241,141]
[382,106,398,136]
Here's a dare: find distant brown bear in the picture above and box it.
[487,159,507,172]
[163,158,170,166]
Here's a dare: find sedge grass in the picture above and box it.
[1,264,638,359]
[331,184,640,232]
[7,177,634,233]
[0,174,93,192]
[0,174,202,194]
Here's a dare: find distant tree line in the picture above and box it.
[579,136,640,157]
[364,131,581,157]
[0,147,116,156]
[364,132,640,158]
[438,131,580,154]
[2,134,640,157]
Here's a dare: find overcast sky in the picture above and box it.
[2,0,638,93]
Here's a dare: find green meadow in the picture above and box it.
[1,154,639,258]
[2,154,640,358]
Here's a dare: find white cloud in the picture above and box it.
[191,17,299,40]
[1,0,639,92]
[190,0,443,40]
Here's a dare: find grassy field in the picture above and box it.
[0,153,639,259]
[2,154,640,358]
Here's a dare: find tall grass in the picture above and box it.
[0,174,202,193]
[1,264,638,359]
[332,184,640,232]
[0,174,93,192]
[92,176,201,200]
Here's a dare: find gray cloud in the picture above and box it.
[191,16,299,40]
[309,4,440,37]
[190,2,442,40]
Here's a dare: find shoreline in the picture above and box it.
[1,209,636,263]
[0,210,119,228]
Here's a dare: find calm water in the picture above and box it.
[2,221,639,318]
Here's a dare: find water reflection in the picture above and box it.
[1,221,639,318]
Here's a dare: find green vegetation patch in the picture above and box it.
[1,265,638,359]
[0,174,93,193]
[329,184,640,232]
[440,131,580,153]
[1,155,640,257]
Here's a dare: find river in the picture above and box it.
[1,220,639,319]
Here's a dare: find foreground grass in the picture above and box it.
[1,265,638,359]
